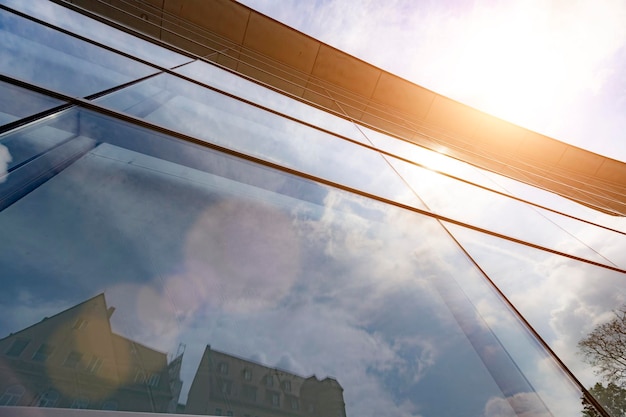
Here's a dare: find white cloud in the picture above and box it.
[448,221,626,391]
[0,144,11,183]
[484,392,552,417]
[140,189,488,415]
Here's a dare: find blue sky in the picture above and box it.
[238,0,626,163]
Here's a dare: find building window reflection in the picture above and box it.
[5,338,29,357]
[63,351,83,369]
[101,400,118,410]
[36,390,59,408]
[0,385,25,406]
[147,374,160,387]
[32,343,54,362]
[266,390,280,406]
[135,370,147,383]
[288,396,299,410]
[217,378,232,395]
[70,397,89,409]
[72,318,88,330]
[282,380,291,392]
[218,361,229,375]
[86,356,102,374]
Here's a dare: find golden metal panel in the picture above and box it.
[557,147,605,176]
[517,132,567,166]
[237,49,308,97]
[243,12,320,74]
[361,112,415,141]
[72,0,164,38]
[472,117,525,155]
[371,73,435,120]
[596,159,626,184]
[424,96,483,138]
[163,0,250,44]
[305,79,367,120]
[301,86,346,116]
[160,21,233,59]
[311,45,381,98]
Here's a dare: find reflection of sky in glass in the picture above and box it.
[0,109,586,416]
[0,8,157,96]
[0,2,622,414]
[175,60,367,143]
[362,125,626,270]
[0,0,190,69]
[387,154,622,267]
[0,80,65,126]
[96,73,423,209]
[447,223,626,389]
[480,168,626,234]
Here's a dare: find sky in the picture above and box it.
[238,0,626,163]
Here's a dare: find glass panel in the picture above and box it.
[0,108,78,183]
[0,8,157,97]
[479,168,626,234]
[0,81,65,127]
[175,60,368,143]
[96,73,422,208]
[362,125,495,189]
[364,124,626,242]
[447,222,626,416]
[0,108,586,416]
[378,148,623,269]
[363,125,626,270]
[0,0,190,69]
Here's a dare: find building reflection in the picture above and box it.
[0,294,346,417]
[0,294,183,412]
[186,346,345,417]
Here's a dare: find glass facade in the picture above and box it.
[0,1,625,417]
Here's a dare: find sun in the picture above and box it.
[447,7,583,131]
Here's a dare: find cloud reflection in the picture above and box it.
[484,392,552,417]
[165,198,300,315]
[0,144,11,183]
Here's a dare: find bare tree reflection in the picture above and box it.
[579,305,626,416]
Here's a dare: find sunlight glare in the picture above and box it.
[454,12,578,128]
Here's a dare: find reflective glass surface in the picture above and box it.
[362,125,496,190]
[0,81,65,126]
[0,109,587,416]
[480,168,626,233]
[0,108,77,169]
[0,0,190,69]
[361,125,625,269]
[175,60,368,143]
[96,73,422,208]
[0,8,157,96]
[447,222,626,415]
[0,2,622,417]
[385,152,621,267]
